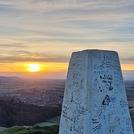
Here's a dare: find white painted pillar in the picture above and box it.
[59,50,133,134]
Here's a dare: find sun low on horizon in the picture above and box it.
[26,64,41,72]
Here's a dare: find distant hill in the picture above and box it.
[0,99,61,127]
[0,76,22,83]
[0,76,65,88]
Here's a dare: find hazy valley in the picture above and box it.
[0,76,133,133]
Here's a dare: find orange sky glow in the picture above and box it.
[0,1,134,80]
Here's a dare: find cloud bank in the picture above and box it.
[0,0,133,66]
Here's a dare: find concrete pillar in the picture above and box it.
[59,50,133,134]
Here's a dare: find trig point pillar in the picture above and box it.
[59,50,133,134]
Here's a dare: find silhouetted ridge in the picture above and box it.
[0,99,61,127]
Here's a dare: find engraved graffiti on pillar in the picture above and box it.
[100,75,113,91]
[62,105,74,122]
[70,126,72,131]
[92,123,102,132]
[97,103,108,118]
[102,95,110,106]
[100,75,113,80]
[120,128,125,134]
[101,54,119,70]
[92,119,99,124]
[107,114,121,131]
[108,126,116,134]
[73,72,84,103]
[62,105,68,116]
[93,78,99,88]
[110,95,116,103]
[97,95,111,118]
[73,116,85,133]
[75,103,85,115]
[120,99,128,107]
[114,116,120,125]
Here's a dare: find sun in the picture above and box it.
[27,64,40,72]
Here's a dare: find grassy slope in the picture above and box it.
[0,111,134,134]
[0,125,59,134]
[0,99,61,127]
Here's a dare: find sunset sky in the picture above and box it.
[0,0,134,79]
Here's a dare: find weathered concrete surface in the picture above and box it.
[59,50,133,134]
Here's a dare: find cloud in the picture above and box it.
[0,52,69,63]
[0,0,134,68]
[122,71,134,80]
[120,57,134,64]
[0,44,26,48]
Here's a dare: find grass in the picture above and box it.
[0,125,59,134]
